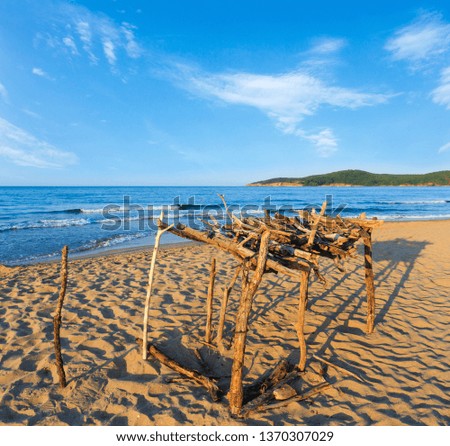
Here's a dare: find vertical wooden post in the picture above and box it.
[142,212,174,359]
[306,201,327,247]
[296,268,310,372]
[216,265,241,349]
[363,230,375,334]
[229,231,270,416]
[205,258,217,344]
[53,245,68,388]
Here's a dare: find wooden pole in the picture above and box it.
[296,268,310,372]
[205,258,217,344]
[264,209,271,224]
[363,229,375,334]
[53,245,68,388]
[142,212,174,360]
[228,231,270,416]
[216,265,241,349]
[306,200,327,247]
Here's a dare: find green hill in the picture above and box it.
[248,169,450,186]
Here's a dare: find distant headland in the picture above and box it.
[247,169,450,187]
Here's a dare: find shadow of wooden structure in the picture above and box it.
[142,199,383,417]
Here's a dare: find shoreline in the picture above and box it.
[1,240,198,268]
[2,218,450,268]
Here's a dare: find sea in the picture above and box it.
[1,185,450,266]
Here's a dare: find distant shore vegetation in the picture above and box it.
[248,169,450,187]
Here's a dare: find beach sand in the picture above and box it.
[0,220,449,426]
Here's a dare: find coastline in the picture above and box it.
[3,218,450,268]
[45,240,199,265]
[1,218,449,425]
[2,218,449,268]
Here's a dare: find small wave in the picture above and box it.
[5,232,149,265]
[72,232,148,253]
[32,208,84,215]
[82,206,167,214]
[0,218,92,232]
[377,200,450,205]
[49,207,138,214]
[382,213,450,221]
[61,208,84,214]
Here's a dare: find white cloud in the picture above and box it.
[0,82,7,101]
[62,36,79,55]
[45,4,143,69]
[76,20,97,63]
[31,67,53,80]
[121,22,141,59]
[296,128,338,157]
[438,141,450,153]
[102,39,116,65]
[385,12,450,67]
[22,109,42,119]
[32,67,45,77]
[0,117,78,168]
[309,37,346,55]
[35,3,142,70]
[169,63,389,156]
[431,66,450,108]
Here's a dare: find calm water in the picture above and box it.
[1,186,450,265]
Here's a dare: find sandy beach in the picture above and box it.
[0,220,449,426]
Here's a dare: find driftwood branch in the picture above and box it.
[216,265,241,350]
[244,359,292,404]
[363,229,375,334]
[259,360,292,394]
[296,269,311,371]
[142,212,174,360]
[137,338,221,401]
[229,231,271,416]
[205,258,217,344]
[160,222,310,277]
[246,382,332,415]
[306,201,328,247]
[241,369,300,417]
[312,354,365,383]
[53,245,68,389]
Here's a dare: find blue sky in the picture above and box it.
[1,0,450,185]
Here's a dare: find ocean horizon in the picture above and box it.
[1,185,450,266]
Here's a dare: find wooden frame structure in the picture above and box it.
[142,200,383,416]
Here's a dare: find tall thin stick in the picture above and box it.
[229,231,270,416]
[53,245,68,388]
[296,268,310,371]
[216,265,241,349]
[363,229,375,334]
[307,200,327,247]
[142,212,174,359]
[205,258,217,344]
